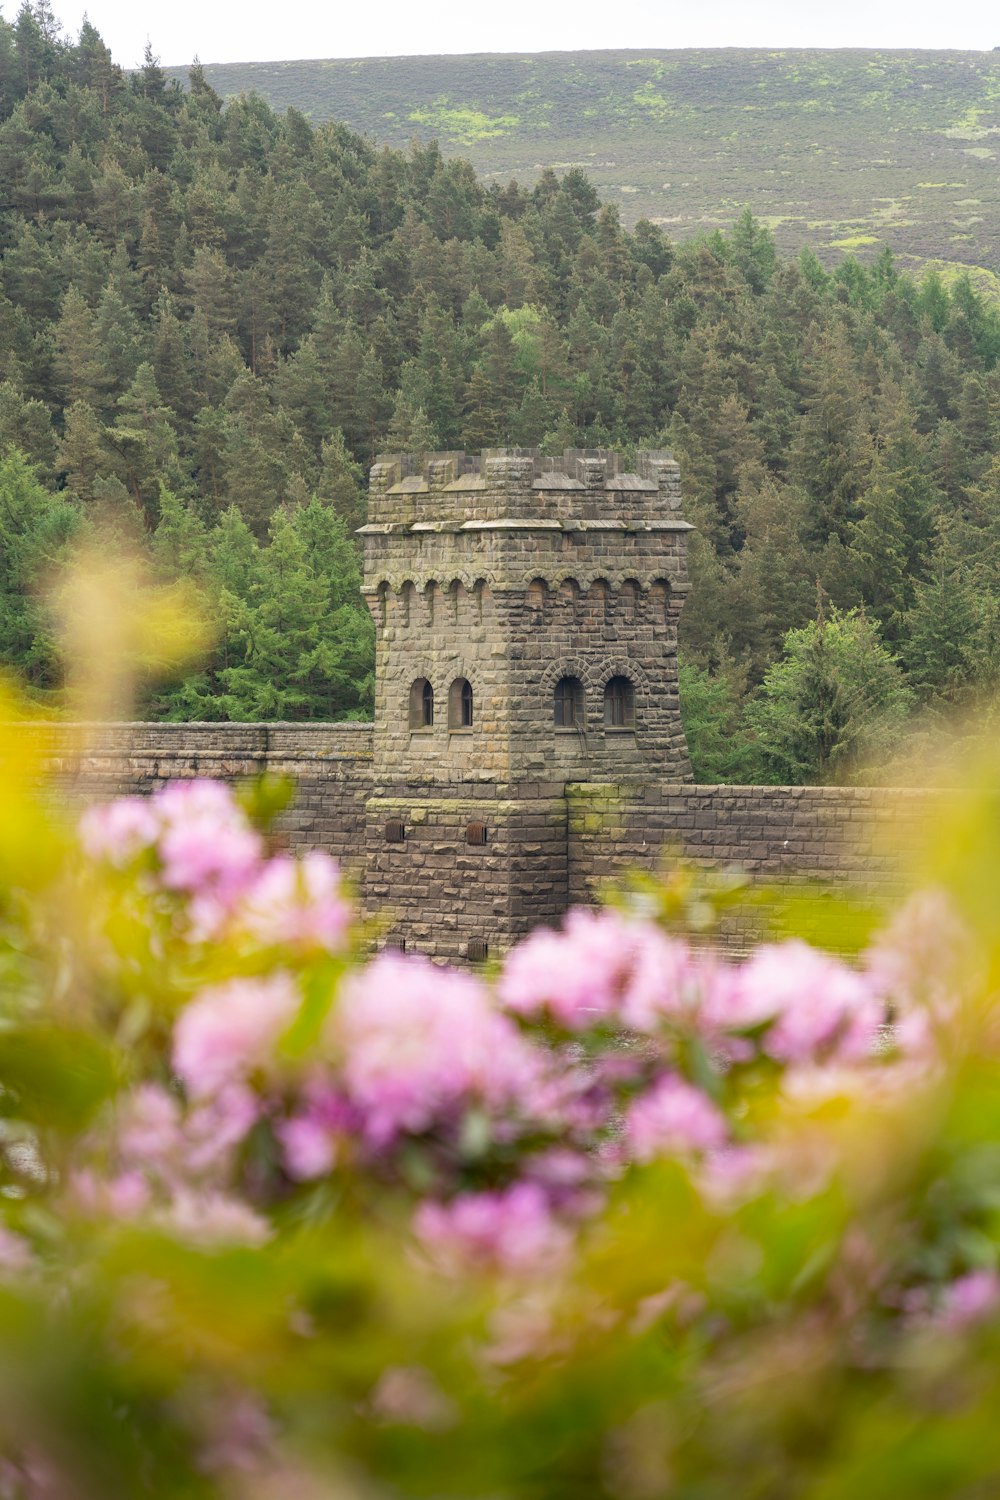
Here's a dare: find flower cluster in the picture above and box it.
[81,780,351,951]
[2,774,998,1497]
[70,782,924,1275]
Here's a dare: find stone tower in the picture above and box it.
[359,448,692,961]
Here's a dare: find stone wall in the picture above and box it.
[365,783,568,962]
[26,721,942,953]
[43,721,374,880]
[567,781,936,927]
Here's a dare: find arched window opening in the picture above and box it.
[554,675,584,729]
[604,675,635,729]
[449,677,474,729]
[409,678,434,730]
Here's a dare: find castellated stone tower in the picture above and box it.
[359,448,693,962]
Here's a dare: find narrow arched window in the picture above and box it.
[604,675,635,728]
[449,677,473,729]
[409,678,434,730]
[554,675,583,729]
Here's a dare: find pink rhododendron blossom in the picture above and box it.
[335,952,539,1145]
[79,796,159,866]
[236,851,351,952]
[626,1074,728,1162]
[117,1082,184,1166]
[197,1393,275,1476]
[116,1081,259,1181]
[733,941,881,1063]
[619,927,707,1032]
[697,1145,772,1208]
[184,1083,261,1174]
[277,1116,337,1180]
[864,887,969,1010]
[173,973,301,1096]
[0,1225,34,1273]
[497,907,640,1028]
[370,1365,457,1430]
[937,1269,1000,1332]
[276,1085,354,1180]
[415,1182,571,1273]
[158,1189,272,1248]
[153,781,263,911]
[68,1168,152,1219]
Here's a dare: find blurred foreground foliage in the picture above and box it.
[3,677,1000,1496]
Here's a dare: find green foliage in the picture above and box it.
[0,447,79,691]
[148,497,374,722]
[170,48,1000,277]
[678,658,763,783]
[749,605,916,783]
[8,682,1000,1493]
[0,18,998,744]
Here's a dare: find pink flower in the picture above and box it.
[626,1074,728,1162]
[498,908,640,1028]
[198,1393,274,1476]
[117,1083,184,1165]
[335,953,538,1146]
[158,1189,272,1248]
[116,1081,259,1181]
[937,1270,1000,1332]
[184,1084,261,1174]
[173,973,301,1096]
[68,1168,151,1219]
[153,780,263,904]
[0,1226,34,1273]
[414,1182,571,1273]
[277,1116,337,1180]
[731,941,881,1063]
[79,797,159,865]
[618,927,697,1031]
[236,851,352,953]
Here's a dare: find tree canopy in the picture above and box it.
[2,6,1000,752]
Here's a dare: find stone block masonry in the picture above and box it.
[28,723,937,954]
[39,721,374,883]
[567,782,935,933]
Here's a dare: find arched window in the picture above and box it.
[603,675,635,728]
[449,677,473,729]
[554,675,583,729]
[409,678,434,730]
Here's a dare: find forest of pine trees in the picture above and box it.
[3,4,1000,777]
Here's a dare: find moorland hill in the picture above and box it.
[167,48,1000,280]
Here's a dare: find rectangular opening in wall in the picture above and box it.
[466,822,488,846]
[467,938,489,963]
[384,819,405,843]
[385,936,406,952]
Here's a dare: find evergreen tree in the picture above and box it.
[749,605,915,783]
[0,447,79,691]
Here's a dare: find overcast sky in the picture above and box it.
[22,0,1000,70]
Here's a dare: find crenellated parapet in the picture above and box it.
[364,447,685,528]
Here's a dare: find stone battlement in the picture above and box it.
[365,448,685,527]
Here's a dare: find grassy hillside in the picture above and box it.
[166,48,1000,276]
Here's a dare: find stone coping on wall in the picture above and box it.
[8,721,374,759]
